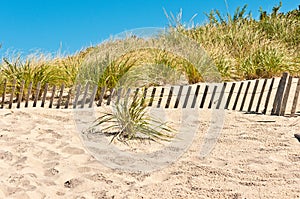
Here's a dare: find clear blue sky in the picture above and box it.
[0,0,298,56]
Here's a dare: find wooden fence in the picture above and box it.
[0,72,299,116]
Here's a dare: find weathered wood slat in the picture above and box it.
[17,80,25,109]
[183,86,192,108]
[191,85,200,108]
[89,85,98,108]
[81,83,90,108]
[272,72,288,115]
[165,86,173,108]
[9,79,17,109]
[41,83,48,108]
[233,82,244,110]
[291,78,300,117]
[73,84,81,109]
[1,79,7,109]
[56,84,65,109]
[256,79,267,113]
[240,81,251,111]
[148,87,156,107]
[174,85,183,108]
[157,87,164,108]
[225,83,235,110]
[262,78,275,114]
[208,85,217,109]
[97,87,106,106]
[141,88,148,107]
[200,85,208,109]
[248,79,259,112]
[25,82,33,108]
[279,76,293,116]
[33,82,41,107]
[49,85,56,108]
[216,83,227,109]
[65,88,73,109]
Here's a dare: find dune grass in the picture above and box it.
[0,3,299,88]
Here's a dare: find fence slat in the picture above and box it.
[208,85,217,109]
[272,72,288,115]
[56,83,65,109]
[1,79,7,109]
[225,83,235,110]
[141,88,148,107]
[33,82,41,107]
[17,80,25,109]
[81,83,90,108]
[41,83,48,108]
[49,85,56,108]
[233,82,244,110]
[174,85,183,108]
[262,78,275,114]
[73,84,81,109]
[247,79,259,112]
[65,88,72,109]
[240,81,251,111]
[280,76,293,116]
[25,82,32,108]
[256,79,267,113]
[157,87,164,108]
[216,83,227,109]
[165,86,174,108]
[97,87,106,107]
[9,79,17,109]
[191,85,200,108]
[200,85,208,109]
[148,87,156,107]
[183,86,192,108]
[89,85,98,108]
[291,78,300,117]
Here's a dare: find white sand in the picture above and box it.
[0,108,299,198]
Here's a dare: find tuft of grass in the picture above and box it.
[92,89,175,143]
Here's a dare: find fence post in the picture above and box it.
[165,86,174,108]
[33,82,41,107]
[248,79,259,112]
[291,78,300,117]
[183,86,192,108]
[271,72,288,115]
[1,79,7,109]
[224,83,235,110]
[56,83,65,109]
[279,76,293,116]
[9,79,17,109]
[262,78,275,114]
[41,83,48,108]
[17,80,25,109]
[256,79,267,113]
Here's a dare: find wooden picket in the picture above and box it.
[0,73,299,117]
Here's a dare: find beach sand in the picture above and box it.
[0,108,299,198]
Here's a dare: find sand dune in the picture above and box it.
[0,108,299,198]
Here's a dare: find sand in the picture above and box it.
[0,107,299,199]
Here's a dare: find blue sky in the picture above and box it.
[0,0,298,56]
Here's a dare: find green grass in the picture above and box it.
[91,89,175,143]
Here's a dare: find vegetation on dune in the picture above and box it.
[0,3,298,88]
[178,3,300,80]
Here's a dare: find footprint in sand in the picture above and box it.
[62,147,85,155]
